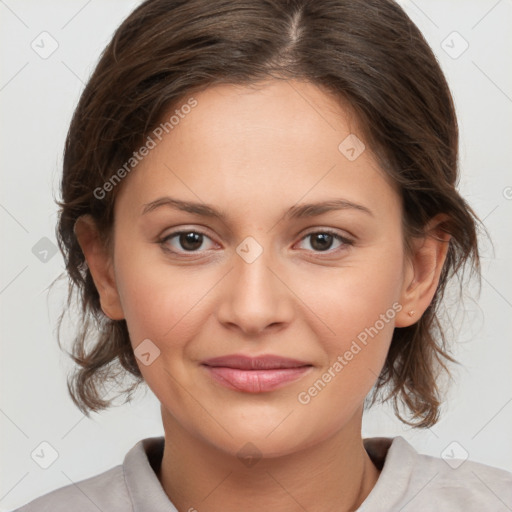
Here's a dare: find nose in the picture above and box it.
[215,240,294,336]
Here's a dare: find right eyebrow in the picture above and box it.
[141,197,226,219]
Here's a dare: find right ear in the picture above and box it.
[73,214,125,320]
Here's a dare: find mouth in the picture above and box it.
[201,354,313,393]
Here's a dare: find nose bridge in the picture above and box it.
[217,235,293,333]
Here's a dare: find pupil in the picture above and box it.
[180,232,202,251]
[312,233,332,251]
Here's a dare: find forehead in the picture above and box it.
[114,79,399,223]
[176,79,363,162]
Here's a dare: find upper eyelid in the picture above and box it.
[161,227,218,243]
[298,227,354,240]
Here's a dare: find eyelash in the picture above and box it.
[157,228,354,257]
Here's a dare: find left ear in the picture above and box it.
[395,213,452,327]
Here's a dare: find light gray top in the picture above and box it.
[13,435,512,511]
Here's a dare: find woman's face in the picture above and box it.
[109,79,414,457]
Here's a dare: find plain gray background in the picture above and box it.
[1,0,511,510]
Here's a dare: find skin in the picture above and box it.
[75,79,451,512]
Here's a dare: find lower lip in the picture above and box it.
[202,365,312,393]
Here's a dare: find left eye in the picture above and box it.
[296,231,353,253]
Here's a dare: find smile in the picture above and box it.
[201,354,313,393]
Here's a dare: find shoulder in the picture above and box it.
[361,436,512,512]
[11,464,131,512]
[12,436,168,512]
[408,442,512,510]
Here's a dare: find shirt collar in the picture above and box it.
[123,436,177,512]
[358,436,418,510]
[123,435,416,512]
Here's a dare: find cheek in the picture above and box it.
[309,250,404,346]
[296,296,397,429]
[296,244,404,404]
[114,261,210,402]
[113,242,210,346]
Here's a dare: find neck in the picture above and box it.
[157,408,381,512]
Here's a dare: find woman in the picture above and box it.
[15,0,512,510]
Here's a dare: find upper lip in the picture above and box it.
[201,354,312,370]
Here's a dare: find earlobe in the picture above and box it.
[395,214,452,328]
[73,214,125,320]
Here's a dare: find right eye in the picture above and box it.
[158,229,218,255]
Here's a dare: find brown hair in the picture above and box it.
[55,0,483,427]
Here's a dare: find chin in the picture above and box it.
[192,409,337,460]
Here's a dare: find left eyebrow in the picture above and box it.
[284,199,374,219]
[141,196,374,220]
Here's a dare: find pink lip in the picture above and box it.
[201,354,313,393]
